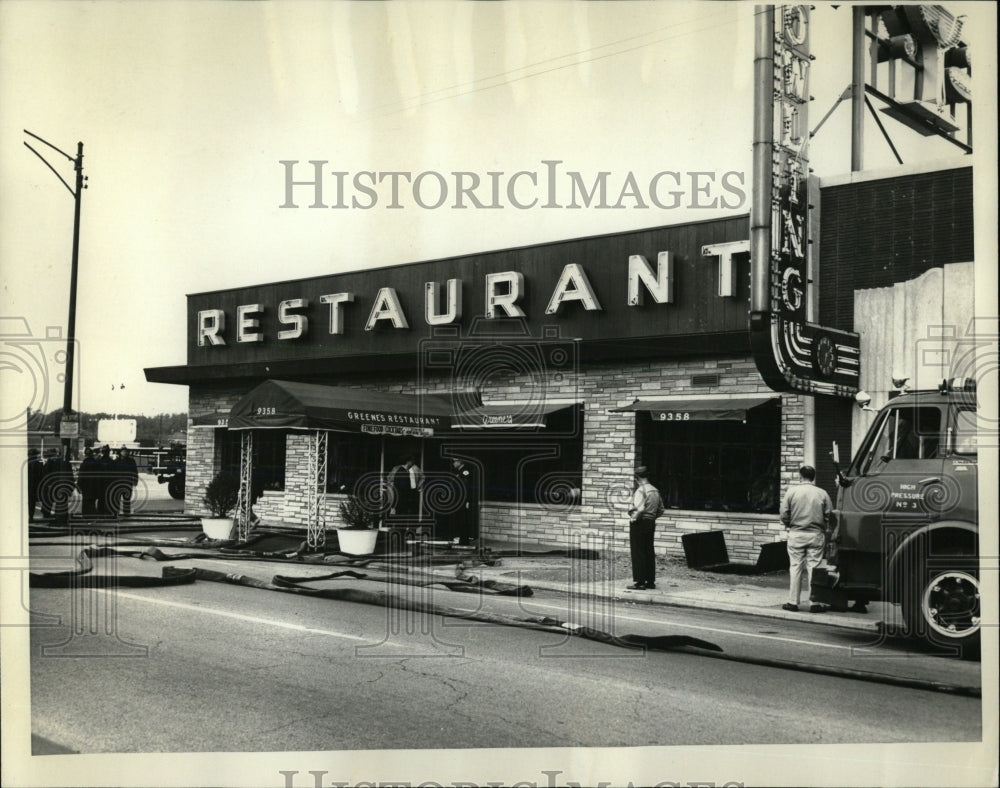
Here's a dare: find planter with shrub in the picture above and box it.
[201,471,240,540]
[336,495,379,555]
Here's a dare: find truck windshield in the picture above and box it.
[851,406,942,476]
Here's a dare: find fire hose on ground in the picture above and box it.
[27,543,981,698]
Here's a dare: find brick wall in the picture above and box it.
[188,354,800,561]
[185,384,245,517]
[819,166,973,332]
[481,502,783,559]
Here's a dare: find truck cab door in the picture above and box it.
[840,405,946,556]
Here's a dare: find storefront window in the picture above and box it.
[218,429,287,492]
[638,400,780,513]
[321,407,584,507]
[326,434,386,494]
[452,405,584,507]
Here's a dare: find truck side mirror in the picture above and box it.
[855,391,876,412]
[831,441,851,487]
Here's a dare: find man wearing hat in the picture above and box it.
[114,447,139,517]
[97,445,114,515]
[77,447,100,516]
[40,447,75,525]
[627,465,664,590]
[38,447,60,519]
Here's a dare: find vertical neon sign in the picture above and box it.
[751,5,861,397]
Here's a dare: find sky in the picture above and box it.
[0,1,990,421]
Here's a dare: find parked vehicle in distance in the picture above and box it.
[818,377,980,654]
[152,442,186,500]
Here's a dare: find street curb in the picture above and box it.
[509,577,883,633]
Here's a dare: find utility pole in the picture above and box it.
[850,7,866,171]
[24,130,87,459]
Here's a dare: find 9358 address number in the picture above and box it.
[255,407,276,416]
[654,411,691,421]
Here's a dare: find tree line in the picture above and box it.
[29,409,188,446]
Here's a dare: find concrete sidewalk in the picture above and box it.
[452,539,890,634]
[28,520,890,634]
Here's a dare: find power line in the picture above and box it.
[365,7,750,121]
[365,9,733,114]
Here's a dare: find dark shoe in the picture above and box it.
[626,583,647,590]
[809,604,826,613]
[850,602,868,613]
[781,603,799,612]
[645,583,656,590]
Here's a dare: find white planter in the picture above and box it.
[201,517,235,540]
[336,528,378,555]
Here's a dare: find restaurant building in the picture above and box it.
[145,161,974,560]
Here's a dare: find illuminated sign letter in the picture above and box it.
[545,263,602,314]
[425,279,463,326]
[749,4,861,397]
[485,271,526,318]
[277,298,309,340]
[198,309,226,346]
[319,293,354,335]
[701,241,749,299]
[628,252,674,306]
[365,288,409,331]
[237,304,264,343]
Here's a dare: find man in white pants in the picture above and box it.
[780,465,833,613]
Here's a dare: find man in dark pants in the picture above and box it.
[627,465,664,590]
[450,458,479,545]
[27,448,44,522]
[42,449,75,526]
[77,447,100,516]
[399,455,423,518]
[38,448,59,518]
[387,457,415,519]
[115,447,139,517]
[97,445,114,515]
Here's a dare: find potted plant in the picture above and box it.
[201,471,240,540]
[336,494,379,555]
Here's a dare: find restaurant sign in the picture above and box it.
[159,212,755,382]
[360,424,434,438]
[750,5,861,398]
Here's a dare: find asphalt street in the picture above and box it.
[20,476,983,753]
[26,547,982,753]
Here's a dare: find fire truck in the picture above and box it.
[818,377,980,652]
[151,442,186,500]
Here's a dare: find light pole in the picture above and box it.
[23,130,87,459]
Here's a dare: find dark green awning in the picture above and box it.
[191,412,230,428]
[612,396,777,422]
[452,402,576,429]
[227,380,461,434]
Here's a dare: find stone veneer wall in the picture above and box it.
[184,384,246,518]
[187,354,804,561]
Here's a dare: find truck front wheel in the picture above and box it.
[903,558,980,656]
[167,475,185,500]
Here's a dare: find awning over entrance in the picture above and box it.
[191,412,231,428]
[612,395,778,422]
[452,402,577,429]
[227,380,459,434]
